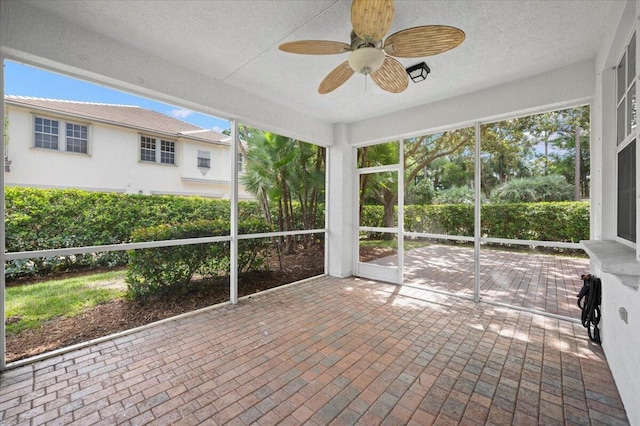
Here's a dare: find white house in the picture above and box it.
[3,95,251,199]
[1,1,640,424]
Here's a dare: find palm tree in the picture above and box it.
[240,130,325,253]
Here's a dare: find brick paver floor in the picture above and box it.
[377,244,589,320]
[0,276,628,425]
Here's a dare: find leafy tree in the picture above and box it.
[528,113,559,176]
[479,106,590,199]
[405,177,435,205]
[542,106,591,198]
[481,118,536,196]
[404,129,475,205]
[360,129,475,226]
[438,156,474,190]
[404,129,475,187]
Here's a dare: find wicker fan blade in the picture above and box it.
[371,56,408,93]
[384,25,465,58]
[319,61,355,94]
[351,0,394,42]
[279,40,351,55]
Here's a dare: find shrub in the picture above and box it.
[126,220,228,298]
[237,220,276,272]
[126,219,274,299]
[433,185,475,205]
[491,174,574,203]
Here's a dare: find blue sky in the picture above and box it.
[3,60,231,133]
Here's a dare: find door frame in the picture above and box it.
[354,142,404,285]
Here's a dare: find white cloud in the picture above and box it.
[212,126,226,134]
[170,108,193,119]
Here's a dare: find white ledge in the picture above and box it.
[581,240,640,290]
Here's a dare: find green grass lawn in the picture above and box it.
[5,270,127,336]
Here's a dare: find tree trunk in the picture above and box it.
[359,174,370,221]
[574,127,581,200]
[282,185,294,254]
[382,194,397,240]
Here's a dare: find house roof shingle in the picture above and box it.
[4,95,230,145]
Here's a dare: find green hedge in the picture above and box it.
[366,201,589,242]
[480,202,589,241]
[4,187,258,279]
[4,187,323,279]
[404,204,475,236]
[126,219,273,299]
[4,187,588,279]
[5,187,233,249]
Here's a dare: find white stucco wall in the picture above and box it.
[590,1,640,424]
[181,142,228,183]
[592,266,640,426]
[4,104,249,198]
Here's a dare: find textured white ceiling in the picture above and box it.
[24,0,612,124]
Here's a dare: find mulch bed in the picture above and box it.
[6,244,395,363]
[6,245,330,363]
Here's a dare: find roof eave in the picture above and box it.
[6,98,228,145]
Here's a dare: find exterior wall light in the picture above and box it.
[406,62,431,83]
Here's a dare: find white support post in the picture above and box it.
[230,119,238,304]
[324,146,330,275]
[327,123,355,278]
[352,150,359,277]
[474,121,481,303]
[398,139,404,285]
[1,53,6,370]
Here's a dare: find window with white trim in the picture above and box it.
[197,150,211,168]
[139,135,176,165]
[616,31,637,243]
[66,122,88,153]
[160,139,175,164]
[140,136,156,162]
[34,115,89,154]
[238,152,244,172]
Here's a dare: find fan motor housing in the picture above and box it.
[350,31,383,50]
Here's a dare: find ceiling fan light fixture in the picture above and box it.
[348,47,385,75]
[281,0,464,94]
[406,62,431,83]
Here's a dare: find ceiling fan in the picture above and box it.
[279,0,465,94]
